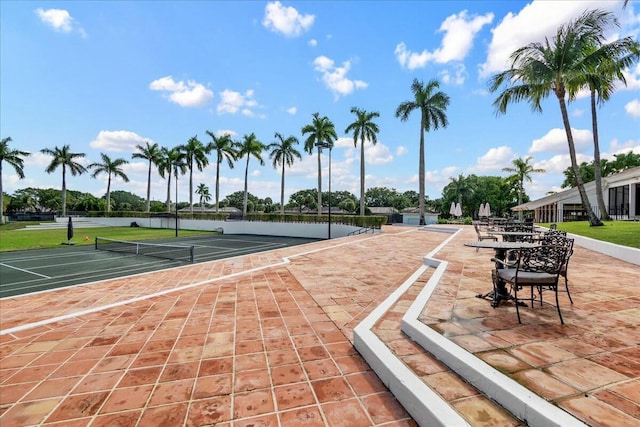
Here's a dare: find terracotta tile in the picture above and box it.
[451,395,520,427]
[312,377,354,403]
[274,382,316,410]
[511,369,578,400]
[267,349,299,367]
[131,350,170,368]
[334,355,370,375]
[235,352,268,371]
[91,410,142,426]
[303,358,341,380]
[1,381,38,404]
[297,345,329,362]
[236,339,264,355]
[593,389,640,420]
[279,406,325,427]
[46,391,109,422]
[24,376,81,400]
[148,378,194,406]
[476,350,531,373]
[346,371,387,396]
[91,354,134,373]
[100,385,154,413]
[138,402,188,426]
[234,369,272,392]
[0,398,63,426]
[401,352,447,376]
[186,395,232,426]
[271,364,307,386]
[588,352,640,377]
[322,398,371,427]
[3,364,53,384]
[193,374,233,399]
[548,359,628,391]
[30,349,76,366]
[233,389,275,418]
[423,372,478,401]
[72,371,123,393]
[361,391,411,424]
[118,366,162,387]
[233,413,279,427]
[562,395,639,427]
[199,357,233,376]
[160,361,198,382]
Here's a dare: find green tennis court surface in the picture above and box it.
[0,234,319,298]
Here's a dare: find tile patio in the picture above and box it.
[0,225,638,426]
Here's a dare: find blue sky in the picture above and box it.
[1,1,638,207]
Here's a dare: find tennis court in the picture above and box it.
[0,234,319,298]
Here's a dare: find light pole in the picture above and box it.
[316,141,332,239]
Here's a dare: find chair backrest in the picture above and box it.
[517,244,565,275]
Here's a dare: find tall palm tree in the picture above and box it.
[0,137,30,224]
[158,146,186,212]
[237,133,265,218]
[179,135,211,215]
[88,153,130,212]
[132,141,162,212]
[195,183,211,208]
[502,156,545,220]
[345,107,380,216]
[41,144,87,217]
[395,78,450,225]
[301,113,337,216]
[577,38,639,221]
[268,132,301,215]
[206,131,239,212]
[489,9,621,226]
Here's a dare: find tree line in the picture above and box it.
[1,8,638,226]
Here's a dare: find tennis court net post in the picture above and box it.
[95,236,194,263]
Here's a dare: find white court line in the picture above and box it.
[0,262,51,279]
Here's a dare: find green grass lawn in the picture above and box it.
[538,221,640,249]
[0,222,215,252]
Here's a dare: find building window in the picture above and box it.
[608,185,629,218]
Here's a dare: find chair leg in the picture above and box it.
[514,286,522,324]
[564,275,573,304]
[554,285,564,324]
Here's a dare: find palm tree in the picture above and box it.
[488,9,622,226]
[41,144,87,217]
[0,137,30,224]
[237,133,266,218]
[502,156,545,220]
[395,78,450,225]
[577,38,639,221]
[179,135,211,215]
[88,153,130,212]
[206,131,239,212]
[132,141,163,212]
[345,107,380,216]
[195,183,211,208]
[158,146,186,212]
[301,113,337,216]
[268,132,301,215]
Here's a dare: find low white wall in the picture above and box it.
[567,233,640,266]
[82,217,369,239]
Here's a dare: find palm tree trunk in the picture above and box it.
[591,90,610,221]
[146,161,152,212]
[215,158,221,213]
[166,173,172,213]
[281,162,285,215]
[360,139,365,216]
[61,165,67,217]
[418,121,426,226]
[517,180,523,221]
[106,174,112,212]
[189,162,194,215]
[243,156,250,218]
[317,150,322,216]
[557,94,602,226]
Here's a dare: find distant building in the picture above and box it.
[178,206,241,214]
[401,207,439,225]
[512,166,639,222]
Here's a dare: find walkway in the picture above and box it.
[0,225,638,426]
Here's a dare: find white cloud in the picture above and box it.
[571,108,585,118]
[89,130,150,152]
[625,99,640,118]
[35,8,86,37]
[529,128,592,154]
[471,145,515,172]
[149,76,213,107]
[395,10,492,70]
[286,106,297,115]
[439,63,467,86]
[217,89,261,117]
[308,39,317,47]
[479,1,620,78]
[365,143,393,165]
[313,56,368,99]
[263,1,314,37]
[536,153,592,174]
[24,152,52,167]
[396,146,408,156]
[215,129,237,138]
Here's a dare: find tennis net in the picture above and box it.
[95,236,194,263]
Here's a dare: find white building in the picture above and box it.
[512,166,639,222]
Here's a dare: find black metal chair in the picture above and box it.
[473,222,498,251]
[495,244,568,324]
[540,234,574,304]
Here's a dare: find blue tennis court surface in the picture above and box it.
[0,234,319,298]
